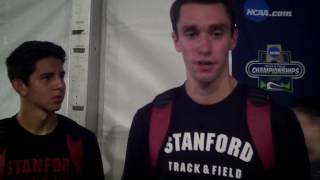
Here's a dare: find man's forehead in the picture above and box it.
[177,4,231,26]
[179,3,228,15]
[181,23,229,29]
[33,58,64,72]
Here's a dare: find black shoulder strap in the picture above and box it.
[247,87,270,106]
[246,87,275,173]
[60,115,84,175]
[0,118,11,177]
[0,119,9,150]
[149,89,175,172]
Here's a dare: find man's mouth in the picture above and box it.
[198,61,213,65]
[195,60,216,69]
[52,95,64,102]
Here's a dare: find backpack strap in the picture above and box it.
[149,86,275,174]
[0,149,5,178]
[66,134,84,175]
[62,116,84,175]
[0,119,9,178]
[247,87,275,173]
[149,89,175,172]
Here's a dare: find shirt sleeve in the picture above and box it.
[121,104,155,180]
[270,104,311,180]
[82,130,105,180]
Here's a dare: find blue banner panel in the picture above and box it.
[232,0,319,105]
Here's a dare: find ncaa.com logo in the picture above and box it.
[244,0,293,22]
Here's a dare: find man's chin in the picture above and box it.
[196,75,217,84]
[48,104,62,112]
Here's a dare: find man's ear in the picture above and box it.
[172,32,182,52]
[230,28,239,50]
[12,79,28,96]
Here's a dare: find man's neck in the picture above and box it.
[17,107,59,135]
[185,76,238,105]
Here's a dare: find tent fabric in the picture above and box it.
[100,0,185,179]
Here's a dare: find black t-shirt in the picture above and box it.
[311,160,320,180]
[0,114,104,180]
[122,84,311,180]
[157,84,265,179]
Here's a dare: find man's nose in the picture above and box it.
[55,77,66,90]
[197,33,212,55]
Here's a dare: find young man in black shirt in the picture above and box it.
[1,41,104,180]
[122,0,311,179]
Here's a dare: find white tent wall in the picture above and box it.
[100,0,185,179]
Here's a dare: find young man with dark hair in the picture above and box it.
[1,41,104,179]
[122,0,310,179]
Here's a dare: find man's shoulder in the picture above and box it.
[0,116,16,148]
[131,86,181,125]
[0,116,16,129]
[245,85,271,105]
[244,85,290,112]
[0,116,15,122]
[240,85,296,122]
[57,114,79,126]
[137,86,181,113]
[0,118,10,126]
[57,114,96,138]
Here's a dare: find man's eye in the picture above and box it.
[60,72,65,79]
[41,74,53,81]
[44,75,52,80]
[185,31,198,38]
[209,28,226,38]
[211,30,223,37]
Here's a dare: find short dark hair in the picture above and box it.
[170,0,237,34]
[6,41,66,85]
[292,96,320,117]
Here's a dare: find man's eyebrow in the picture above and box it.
[209,23,229,30]
[181,25,198,32]
[181,23,229,32]
[39,72,54,76]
